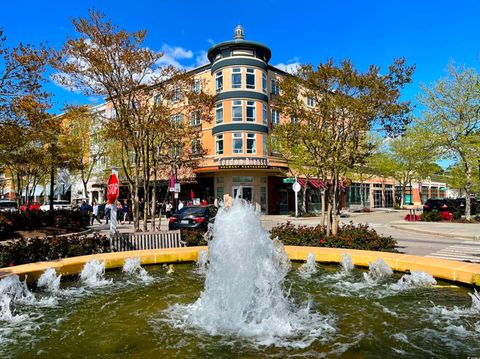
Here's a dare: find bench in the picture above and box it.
[111,230,185,251]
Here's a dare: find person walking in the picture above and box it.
[178,200,184,211]
[91,202,102,225]
[117,201,124,224]
[122,200,129,224]
[165,201,173,218]
[105,203,111,224]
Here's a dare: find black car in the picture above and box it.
[454,198,478,215]
[423,198,457,212]
[168,205,217,231]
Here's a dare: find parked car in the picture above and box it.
[168,205,217,231]
[20,201,41,212]
[422,198,457,213]
[0,200,18,213]
[454,198,478,215]
[39,200,73,211]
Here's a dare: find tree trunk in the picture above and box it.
[320,189,326,227]
[302,184,308,215]
[465,164,472,221]
[325,185,332,236]
[332,177,339,236]
[151,181,157,231]
[82,179,88,201]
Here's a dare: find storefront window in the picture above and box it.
[216,177,224,184]
[346,183,371,207]
[216,187,224,202]
[232,176,253,183]
[260,186,267,212]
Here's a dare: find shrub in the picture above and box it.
[270,221,397,252]
[452,211,461,220]
[180,229,208,246]
[0,233,111,268]
[421,211,442,222]
[440,211,453,221]
[404,214,421,221]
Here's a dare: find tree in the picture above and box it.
[62,105,108,200]
[372,128,440,206]
[418,64,480,221]
[53,10,214,231]
[274,59,414,235]
[0,29,51,204]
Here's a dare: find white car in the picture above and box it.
[0,200,18,213]
[39,200,73,211]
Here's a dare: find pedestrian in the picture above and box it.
[123,200,129,224]
[165,201,172,218]
[80,200,91,214]
[105,203,111,224]
[91,201,102,225]
[178,200,184,211]
[117,201,124,224]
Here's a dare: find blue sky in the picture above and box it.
[1,0,479,114]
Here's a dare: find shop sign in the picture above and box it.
[218,157,269,169]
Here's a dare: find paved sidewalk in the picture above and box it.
[390,221,480,240]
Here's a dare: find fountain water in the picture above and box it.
[363,258,393,284]
[169,199,334,347]
[390,271,437,291]
[80,258,112,287]
[37,268,62,292]
[298,253,317,278]
[122,257,152,282]
[195,250,209,274]
[341,252,354,273]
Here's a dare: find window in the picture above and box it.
[231,68,242,89]
[307,97,314,107]
[215,71,223,92]
[262,103,268,125]
[263,135,268,155]
[154,94,161,106]
[246,68,255,89]
[246,133,256,154]
[262,73,267,93]
[215,102,223,123]
[171,114,183,124]
[232,132,243,153]
[291,116,298,124]
[271,136,280,154]
[232,100,242,121]
[216,135,224,155]
[246,101,256,122]
[191,79,201,94]
[232,176,253,183]
[190,110,201,126]
[271,79,279,95]
[271,109,280,125]
[191,139,201,154]
[172,87,183,102]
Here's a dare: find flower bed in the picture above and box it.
[0,233,111,268]
[270,222,397,252]
[0,210,90,241]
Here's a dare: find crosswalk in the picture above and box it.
[426,241,480,263]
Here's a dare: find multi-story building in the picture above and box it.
[73,26,448,213]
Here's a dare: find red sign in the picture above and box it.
[107,174,119,204]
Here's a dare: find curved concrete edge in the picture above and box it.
[391,223,480,240]
[0,246,478,287]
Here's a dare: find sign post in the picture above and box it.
[292,178,301,217]
[107,170,119,240]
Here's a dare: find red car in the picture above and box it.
[20,202,41,212]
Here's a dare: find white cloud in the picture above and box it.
[195,50,209,67]
[207,39,215,45]
[275,62,300,74]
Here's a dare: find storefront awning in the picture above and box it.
[309,179,327,189]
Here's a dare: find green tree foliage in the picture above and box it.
[417,64,480,220]
[274,59,414,235]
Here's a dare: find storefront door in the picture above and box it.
[279,189,289,214]
[232,186,253,201]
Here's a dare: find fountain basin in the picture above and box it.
[1,246,479,286]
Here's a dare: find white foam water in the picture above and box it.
[168,199,335,347]
[469,289,480,312]
[390,271,436,291]
[122,258,152,283]
[195,250,209,274]
[341,253,354,273]
[298,253,317,278]
[363,259,393,284]
[80,259,112,287]
[37,269,62,292]
[0,275,35,322]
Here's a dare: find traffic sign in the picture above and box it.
[107,173,119,204]
[292,181,301,193]
[283,178,295,184]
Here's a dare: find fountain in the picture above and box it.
[0,198,479,357]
